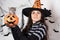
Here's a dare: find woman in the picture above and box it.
[9,8,51,40]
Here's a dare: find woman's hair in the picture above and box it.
[23,10,48,40]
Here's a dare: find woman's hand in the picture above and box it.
[6,24,17,28]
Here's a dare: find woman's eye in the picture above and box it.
[37,12,40,14]
[32,12,35,14]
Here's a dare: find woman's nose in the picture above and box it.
[34,13,38,16]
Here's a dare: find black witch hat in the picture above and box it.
[22,0,51,17]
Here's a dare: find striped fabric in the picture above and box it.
[28,22,46,40]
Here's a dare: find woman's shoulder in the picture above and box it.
[38,23,47,29]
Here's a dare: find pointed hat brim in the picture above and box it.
[22,7,51,17]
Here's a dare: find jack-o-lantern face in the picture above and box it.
[4,13,19,27]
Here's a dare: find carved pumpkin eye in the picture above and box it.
[7,16,10,18]
[12,16,15,18]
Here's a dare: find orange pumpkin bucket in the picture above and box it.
[4,13,19,27]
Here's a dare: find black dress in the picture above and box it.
[11,22,47,40]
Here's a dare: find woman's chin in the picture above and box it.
[33,19,39,22]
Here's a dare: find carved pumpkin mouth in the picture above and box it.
[7,20,16,24]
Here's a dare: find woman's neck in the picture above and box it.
[33,21,36,24]
[33,21,39,24]
[33,20,40,24]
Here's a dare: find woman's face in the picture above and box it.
[31,10,42,23]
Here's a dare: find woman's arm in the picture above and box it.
[11,25,38,40]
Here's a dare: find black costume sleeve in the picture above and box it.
[11,25,38,40]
